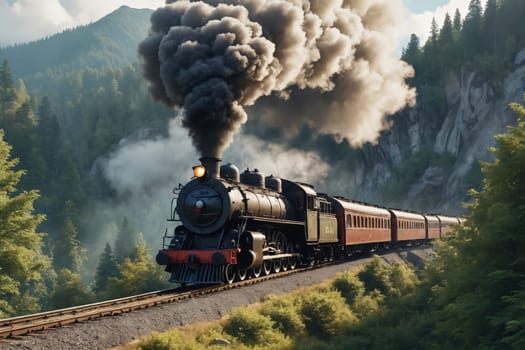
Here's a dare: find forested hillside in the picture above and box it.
[0,7,172,316]
[0,6,152,80]
[0,0,524,318]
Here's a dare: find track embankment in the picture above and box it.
[0,247,432,350]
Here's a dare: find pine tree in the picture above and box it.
[482,0,498,55]
[58,152,84,205]
[462,0,483,58]
[429,17,439,48]
[93,243,118,294]
[49,269,93,309]
[0,129,48,317]
[0,60,14,89]
[421,18,441,85]
[0,60,16,113]
[453,9,462,34]
[37,97,61,176]
[439,13,454,45]
[52,216,83,273]
[114,217,138,262]
[402,34,421,67]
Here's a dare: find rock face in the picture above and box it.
[350,48,525,214]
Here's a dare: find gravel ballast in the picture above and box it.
[0,248,432,350]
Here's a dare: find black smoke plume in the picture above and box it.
[139,0,415,157]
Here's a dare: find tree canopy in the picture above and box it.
[0,129,47,317]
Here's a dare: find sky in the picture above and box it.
[0,0,488,48]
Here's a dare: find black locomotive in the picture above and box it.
[156,158,460,284]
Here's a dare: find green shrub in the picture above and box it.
[352,289,384,318]
[139,331,200,350]
[223,307,276,346]
[299,290,357,338]
[358,256,392,295]
[260,297,305,336]
[332,271,365,306]
[388,264,418,297]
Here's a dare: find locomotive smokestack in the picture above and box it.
[200,157,221,178]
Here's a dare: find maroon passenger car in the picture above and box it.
[389,210,426,242]
[330,198,391,253]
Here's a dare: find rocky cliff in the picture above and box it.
[352,48,525,215]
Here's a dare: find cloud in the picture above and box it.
[0,0,164,46]
[403,0,488,44]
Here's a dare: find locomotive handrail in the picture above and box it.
[169,197,177,221]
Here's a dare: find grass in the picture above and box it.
[114,257,420,350]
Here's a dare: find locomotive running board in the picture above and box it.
[262,253,300,260]
[239,216,305,226]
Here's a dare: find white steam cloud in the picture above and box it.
[86,117,329,265]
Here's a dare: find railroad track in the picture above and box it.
[0,263,312,340]
[0,246,427,340]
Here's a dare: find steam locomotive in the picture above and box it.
[155,158,461,284]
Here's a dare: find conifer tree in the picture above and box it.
[439,13,454,45]
[453,9,462,34]
[49,269,93,309]
[482,0,498,55]
[429,17,439,47]
[462,0,483,57]
[0,130,47,317]
[93,243,118,294]
[37,96,61,175]
[0,60,16,113]
[52,216,83,273]
[58,152,84,205]
[438,13,455,68]
[114,217,138,262]
[402,34,421,67]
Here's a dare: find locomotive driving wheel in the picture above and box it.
[289,256,297,270]
[251,264,262,278]
[263,260,272,275]
[272,231,286,273]
[224,264,235,284]
[273,259,281,273]
[236,268,247,281]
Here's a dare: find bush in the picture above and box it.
[358,256,392,295]
[332,271,365,306]
[223,307,276,346]
[260,297,305,337]
[388,264,418,297]
[299,290,357,338]
[352,290,384,318]
[139,331,200,350]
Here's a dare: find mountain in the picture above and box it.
[349,48,525,214]
[0,6,152,80]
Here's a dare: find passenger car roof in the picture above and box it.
[331,197,390,216]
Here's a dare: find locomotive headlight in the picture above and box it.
[193,165,206,178]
